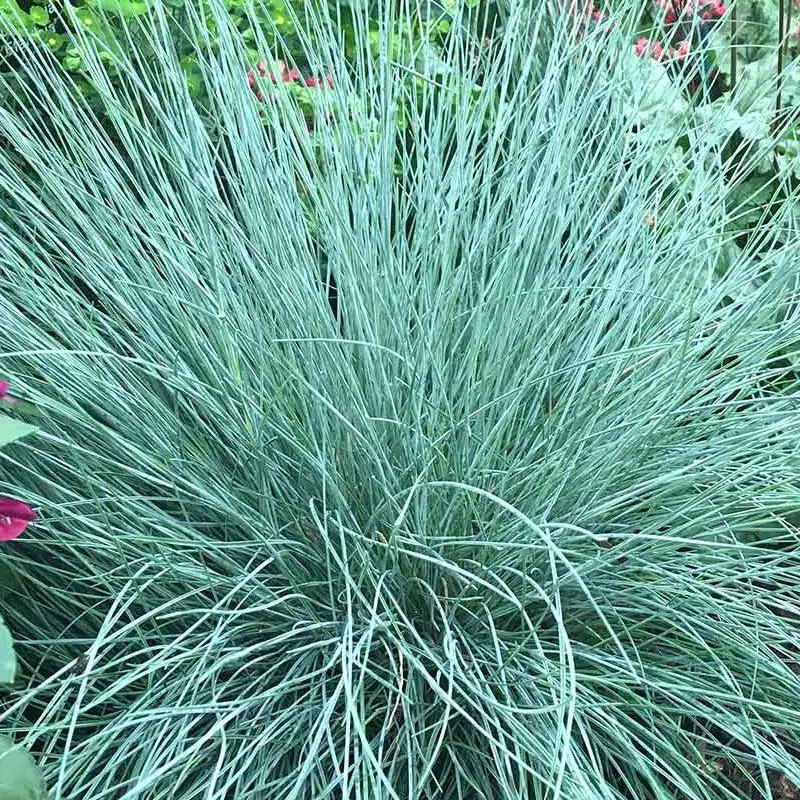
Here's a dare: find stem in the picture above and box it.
[775,0,785,132]
[730,0,737,90]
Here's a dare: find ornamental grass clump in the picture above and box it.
[1,1,800,798]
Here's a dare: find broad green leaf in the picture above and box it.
[617,47,689,137]
[27,5,47,25]
[75,9,96,26]
[738,103,771,144]
[0,737,46,800]
[734,0,781,63]
[777,135,800,181]
[62,49,83,71]
[0,2,33,34]
[0,615,15,684]
[0,417,36,450]
[692,100,743,147]
[41,31,65,50]
[88,0,149,16]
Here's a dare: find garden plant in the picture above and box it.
[0,0,800,798]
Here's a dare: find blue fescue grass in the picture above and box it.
[1,1,800,798]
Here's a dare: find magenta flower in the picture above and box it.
[0,497,37,542]
[0,380,18,406]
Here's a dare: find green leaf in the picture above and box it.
[0,736,46,800]
[89,0,149,15]
[0,615,15,684]
[738,105,771,145]
[62,50,83,71]
[41,31,65,50]
[776,133,800,180]
[27,5,47,25]
[76,10,96,26]
[0,417,36,450]
[618,48,689,137]
[0,2,33,34]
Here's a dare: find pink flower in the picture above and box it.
[670,39,690,59]
[305,73,334,89]
[0,497,36,542]
[264,60,286,83]
[565,0,604,24]
[248,59,333,101]
[699,0,726,17]
[660,0,698,22]
[0,380,17,406]
[634,37,650,57]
